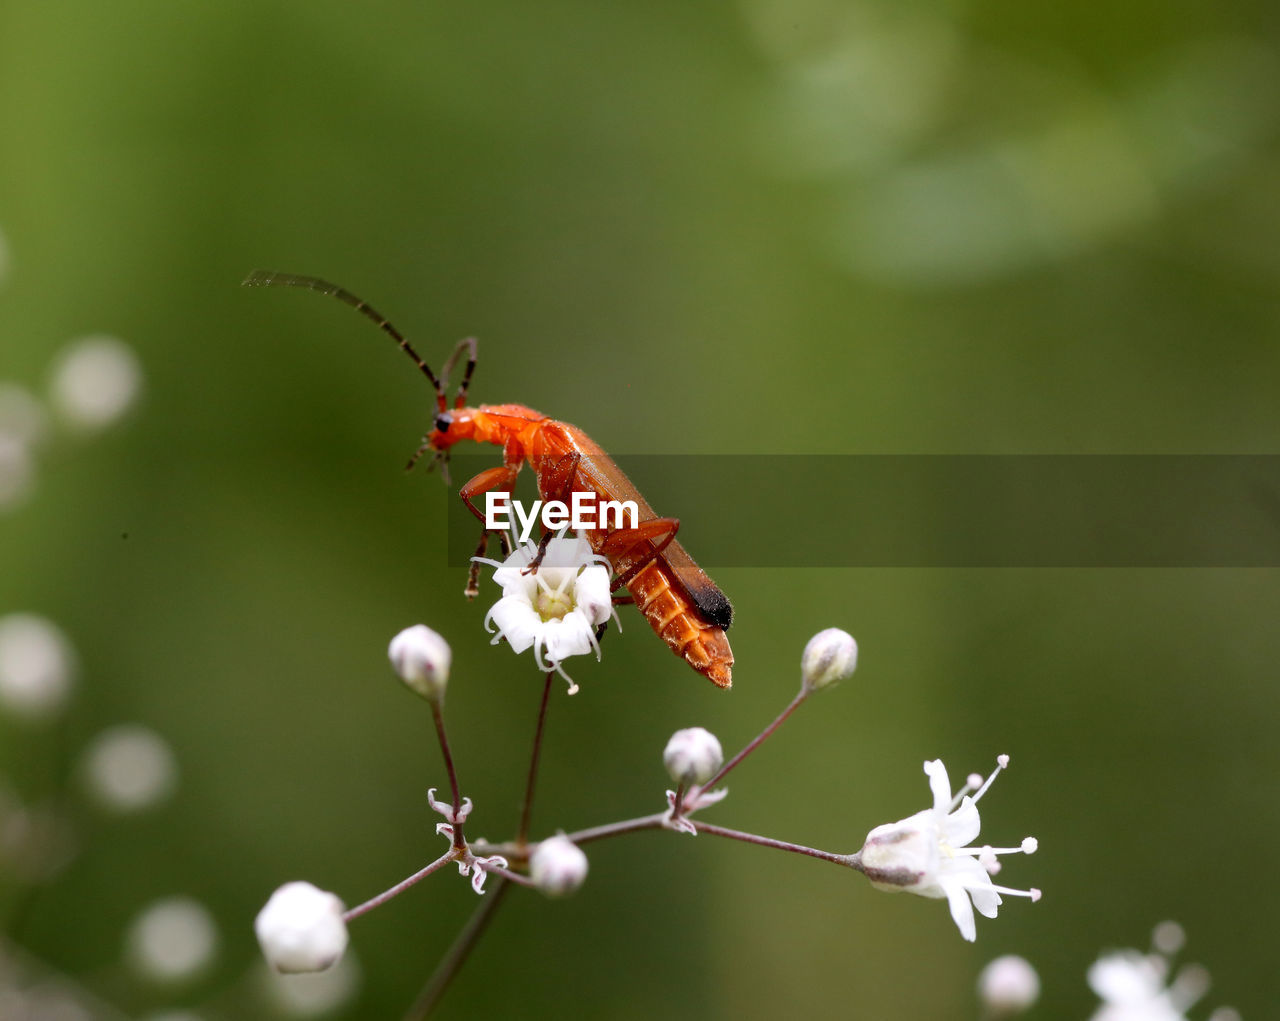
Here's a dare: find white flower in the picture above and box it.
[0,383,45,511]
[476,534,613,694]
[388,624,451,701]
[529,834,589,897]
[0,428,35,510]
[260,953,361,1017]
[255,882,349,974]
[800,627,858,691]
[81,724,178,813]
[1087,951,1198,1021]
[49,334,143,430]
[978,954,1041,1015]
[1087,926,1222,1021]
[663,727,724,786]
[856,755,1039,942]
[1151,920,1185,956]
[127,897,219,983]
[0,613,76,721]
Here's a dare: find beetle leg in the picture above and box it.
[458,464,522,598]
[466,532,490,598]
[603,517,681,590]
[523,528,558,575]
[522,452,582,575]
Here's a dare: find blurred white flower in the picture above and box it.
[259,953,360,1017]
[1088,951,1189,1021]
[0,985,95,1021]
[1087,923,1232,1021]
[0,433,33,511]
[255,882,349,974]
[126,897,218,983]
[0,613,75,721]
[49,335,142,430]
[800,627,858,691]
[1152,920,1186,956]
[663,727,724,786]
[529,835,589,897]
[0,383,46,511]
[978,954,1040,1015]
[387,624,450,702]
[856,756,1039,941]
[476,534,612,694]
[81,724,178,813]
[0,788,78,882]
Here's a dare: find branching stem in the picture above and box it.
[517,672,554,845]
[344,852,454,922]
[430,701,465,847]
[698,688,808,793]
[404,878,511,1020]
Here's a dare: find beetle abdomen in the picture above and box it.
[629,561,733,688]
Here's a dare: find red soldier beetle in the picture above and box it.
[244,270,734,689]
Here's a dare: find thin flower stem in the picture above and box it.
[516,671,554,845]
[344,852,455,922]
[430,701,463,833]
[479,861,537,888]
[691,820,853,867]
[473,812,670,860]
[697,688,808,794]
[564,813,668,846]
[405,877,511,1021]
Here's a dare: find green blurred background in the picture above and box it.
[2,0,1278,1017]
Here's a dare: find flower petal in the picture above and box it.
[943,795,982,848]
[924,759,952,815]
[948,858,1001,918]
[940,875,978,942]
[1087,951,1168,1005]
[488,597,541,653]
[574,566,613,626]
[542,614,595,663]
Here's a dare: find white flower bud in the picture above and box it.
[81,724,178,813]
[0,613,75,720]
[127,897,218,983]
[388,625,450,701]
[49,334,143,430]
[1152,919,1185,955]
[0,384,44,511]
[663,727,723,786]
[529,835,588,897]
[978,954,1040,1014]
[800,628,857,691]
[255,882,349,974]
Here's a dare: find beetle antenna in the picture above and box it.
[440,337,478,409]
[243,270,448,411]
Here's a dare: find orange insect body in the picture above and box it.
[242,271,733,689]
[432,403,734,689]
